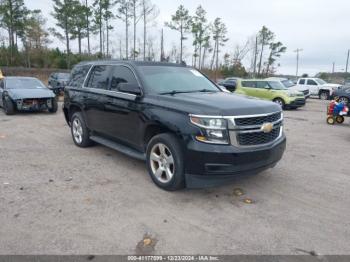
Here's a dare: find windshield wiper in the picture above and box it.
[160,89,217,95]
[160,90,199,95]
[197,89,217,93]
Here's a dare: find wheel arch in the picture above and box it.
[143,122,185,151]
[65,104,83,126]
[318,89,330,95]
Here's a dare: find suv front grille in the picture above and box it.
[302,90,309,96]
[234,112,281,126]
[229,111,283,147]
[237,127,281,146]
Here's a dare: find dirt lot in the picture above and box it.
[0,99,349,255]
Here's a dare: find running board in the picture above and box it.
[90,135,146,161]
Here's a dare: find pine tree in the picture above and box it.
[0,0,28,64]
[51,0,76,68]
[211,17,228,80]
[165,5,191,63]
[257,26,274,77]
[191,5,208,69]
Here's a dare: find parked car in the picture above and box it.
[296,77,342,100]
[63,61,286,191]
[48,72,70,94]
[0,77,57,115]
[333,86,350,105]
[218,77,241,92]
[266,77,310,98]
[235,79,305,109]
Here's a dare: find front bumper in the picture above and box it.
[184,136,286,188]
[287,98,306,107]
[15,98,53,111]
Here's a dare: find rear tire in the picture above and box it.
[3,97,16,115]
[319,91,330,100]
[49,98,58,113]
[146,133,185,191]
[336,116,345,124]
[70,112,93,147]
[339,97,349,104]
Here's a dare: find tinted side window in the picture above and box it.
[0,80,4,89]
[110,66,138,91]
[225,80,236,85]
[299,79,305,85]
[87,65,111,89]
[69,65,91,87]
[242,81,256,88]
[256,81,269,89]
[307,79,317,85]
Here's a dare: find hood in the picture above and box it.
[8,88,55,100]
[283,89,304,96]
[289,85,309,92]
[324,83,342,89]
[145,92,281,116]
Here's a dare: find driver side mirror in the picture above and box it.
[118,83,142,95]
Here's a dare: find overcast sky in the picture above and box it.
[24,0,350,76]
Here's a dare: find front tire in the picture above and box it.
[319,91,330,100]
[3,97,16,115]
[48,98,58,113]
[327,116,335,125]
[70,112,93,147]
[146,133,185,191]
[273,98,285,109]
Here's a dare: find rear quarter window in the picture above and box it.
[242,81,256,88]
[69,65,92,88]
[299,79,305,85]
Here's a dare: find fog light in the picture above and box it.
[206,130,224,139]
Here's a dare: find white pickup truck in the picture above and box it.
[296,78,342,100]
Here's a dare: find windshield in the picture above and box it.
[316,78,327,85]
[281,80,295,88]
[138,66,220,94]
[6,78,46,89]
[268,81,287,90]
[56,73,70,80]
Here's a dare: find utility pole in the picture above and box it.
[332,62,335,74]
[253,35,258,78]
[160,29,165,62]
[346,49,349,74]
[294,48,303,77]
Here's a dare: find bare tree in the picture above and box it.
[232,39,250,65]
[118,0,133,60]
[141,0,158,61]
[131,0,141,60]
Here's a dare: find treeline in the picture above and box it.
[0,0,286,78]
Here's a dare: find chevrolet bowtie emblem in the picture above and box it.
[261,122,274,133]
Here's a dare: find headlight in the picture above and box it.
[190,115,229,144]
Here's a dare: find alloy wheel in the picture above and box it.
[149,143,175,183]
[320,92,328,100]
[72,118,83,144]
[339,97,349,104]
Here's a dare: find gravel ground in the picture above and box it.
[0,99,349,255]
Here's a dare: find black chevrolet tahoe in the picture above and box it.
[63,61,286,191]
